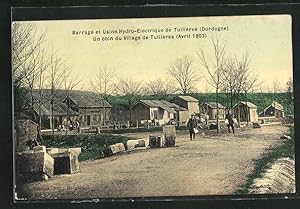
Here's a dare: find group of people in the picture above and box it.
[58,119,80,132]
[187,110,235,141]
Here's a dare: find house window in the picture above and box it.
[167,112,170,118]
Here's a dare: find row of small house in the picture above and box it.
[22,90,285,130]
[133,99,284,126]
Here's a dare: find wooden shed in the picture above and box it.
[200,102,226,120]
[171,95,199,116]
[26,90,112,129]
[259,101,285,118]
[131,100,186,127]
[233,101,258,123]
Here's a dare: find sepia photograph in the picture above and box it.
[12,14,295,200]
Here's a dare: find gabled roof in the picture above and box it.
[175,95,198,102]
[201,102,225,109]
[27,89,111,108]
[139,100,174,108]
[233,101,257,108]
[135,100,185,113]
[68,90,111,108]
[32,102,79,117]
[24,89,111,116]
[169,103,188,111]
[260,101,284,114]
[270,101,284,111]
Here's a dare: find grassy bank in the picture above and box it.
[40,134,129,161]
[235,126,295,194]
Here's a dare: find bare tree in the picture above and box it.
[145,78,176,100]
[90,66,115,126]
[197,36,226,132]
[47,51,65,137]
[115,78,143,125]
[23,47,43,108]
[236,52,260,125]
[37,50,49,128]
[62,65,80,121]
[12,22,46,116]
[221,57,238,109]
[168,56,198,95]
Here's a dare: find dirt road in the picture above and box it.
[17,125,289,200]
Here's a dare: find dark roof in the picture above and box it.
[175,95,198,102]
[169,103,188,111]
[233,101,257,108]
[29,89,111,107]
[32,102,79,117]
[201,102,225,109]
[68,90,111,108]
[25,89,111,116]
[135,100,186,113]
[260,101,284,114]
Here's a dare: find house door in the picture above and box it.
[87,115,91,126]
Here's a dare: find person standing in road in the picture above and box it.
[225,110,235,134]
[187,114,198,141]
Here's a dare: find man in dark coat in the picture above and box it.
[225,110,235,134]
[187,114,198,141]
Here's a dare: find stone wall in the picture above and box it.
[15,119,39,152]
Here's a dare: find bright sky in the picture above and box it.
[15,14,293,93]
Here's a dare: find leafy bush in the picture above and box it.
[40,134,129,161]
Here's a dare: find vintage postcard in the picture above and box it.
[12,14,295,201]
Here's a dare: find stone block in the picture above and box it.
[68,147,81,155]
[108,143,125,154]
[48,148,81,175]
[15,119,39,152]
[138,139,146,147]
[33,145,46,152]
[46,148,59,154]
[126,140,139,150]
[115,143,126,152]
[280,135,292,140]
[103,143,126,156]
[252,123,261,128]
[149,136,164,148]
[103,147,113,157]
[16,151,54,181]
[109,144,118,154]
[163,125,176,147]
[50,152,80,175]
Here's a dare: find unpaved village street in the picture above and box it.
[18,125,289,200]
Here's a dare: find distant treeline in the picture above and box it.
[107,92,294,115]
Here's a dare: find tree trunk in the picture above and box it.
[51,100,54,139]
[230,89,233,110]
[245,92,249,126]
[51,85,54,140]
[129,108,132,126]
[216,87,219,133]
[38,90,42,128]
